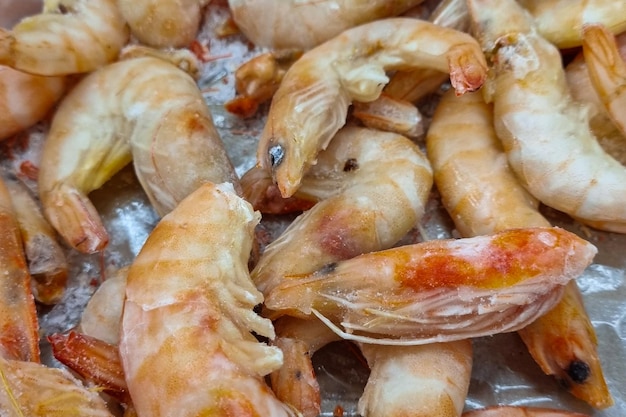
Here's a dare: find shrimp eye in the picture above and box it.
[566,360,590,384]
[268,145,284,168]
[343,158,359,172]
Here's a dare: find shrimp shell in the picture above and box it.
[468,0,626,233]
[119,182,297,417]
[265,227,597,344]
[257,17,486,197]
[38,51,239,253]
[228,0,427,50]
[0,0,129,76]
[0,176,39,363]
[462,406,590,417]
[0,66,66,141]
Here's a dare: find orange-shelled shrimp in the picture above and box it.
[257,17,487,197]
[38,48,239,253]
[265,227,597,344]
[0,0,129,76]
[119,182,297,417]
[425,90,613,409]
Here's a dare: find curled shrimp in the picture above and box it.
[517,0,626,49]
[228,0,427,50]
[462,406,590,417]
[250,125,433,296]
[0,66,66,141]
[257,17,487,197]
[582,23,626,139]
[468,0,626,233]
[0,0,129,76]
[38,48,240,253]
[265,227,597,344]
[117,0,209,48]
[0,176,39,363]
[119,182,297,417]
[0,355,115,417]
[426,90,613,408]
[358,340,472,417]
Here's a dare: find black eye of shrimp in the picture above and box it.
[567,360,591,384]
[343,158,358,172]
[269,145,284,167]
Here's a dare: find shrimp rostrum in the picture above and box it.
[257,17,487,198]
[38,48,240,253]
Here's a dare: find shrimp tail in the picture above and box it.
[43,184,109,254]
[448,44,488,95]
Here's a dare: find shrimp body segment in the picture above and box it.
[0,66,66,141]
[258,17,486,197]
[251,126,433,297]
[0,177,39,363]
[117,0,210,48]
[119,182,296,417]
[38,52,239,253]
[426,90,613,408]
[468,0,626,233]
[229,0,426,50]
[265,227,597,344]
[0,0,129,76]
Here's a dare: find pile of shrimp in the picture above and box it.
[0,0,625,416]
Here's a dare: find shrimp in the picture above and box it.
[118,182,297,417]
[250,125,433,296]
[462,406,590,417]
[467,0,626,233]
[228,0,427,51]
[517,0,626,49]
[0,176,39,363]
[117,0,209,48]
[257,17,487,197]
[384,0,471,103]
[0,355,115,417]
[265,227,597,344]
[3,176,68,305]
[351,93,425,139]
[426,90,613,408]
[358,340,472,417]
[0,0,129,76]
[0,66,66,141]
[38,48,240,253]
[582,23,626,139]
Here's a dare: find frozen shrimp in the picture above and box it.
[228,0,427,51]
[426,90,613,408]
[358,340,472,417]
[119,182,297,417]
[462,406,590,417]
[0,176,39,363]
[3,176,68,305]
[351,93,424,139]
[117,0,209,48]
[0,0,129,76]
[38,48,240,253]
[0,66,66,141]
[582,24,626,139]
[0,355,115,417]
[257,17,487,197]
[517,0,626,49]
[384,0,471,103]
[251,125,433,296]
[468,0,626,233]
[265,227,597,344]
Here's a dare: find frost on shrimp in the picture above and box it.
[119,182,296,417]
[0,66,66,141]
[228,0,427,51]
[117,0,209,48]
[38,48,240,253]
[0,0,129,76]
[265,227,597,344]
[257,17,486,197]
[468,0,626,234]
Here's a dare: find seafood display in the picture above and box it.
[1,0,625,417]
